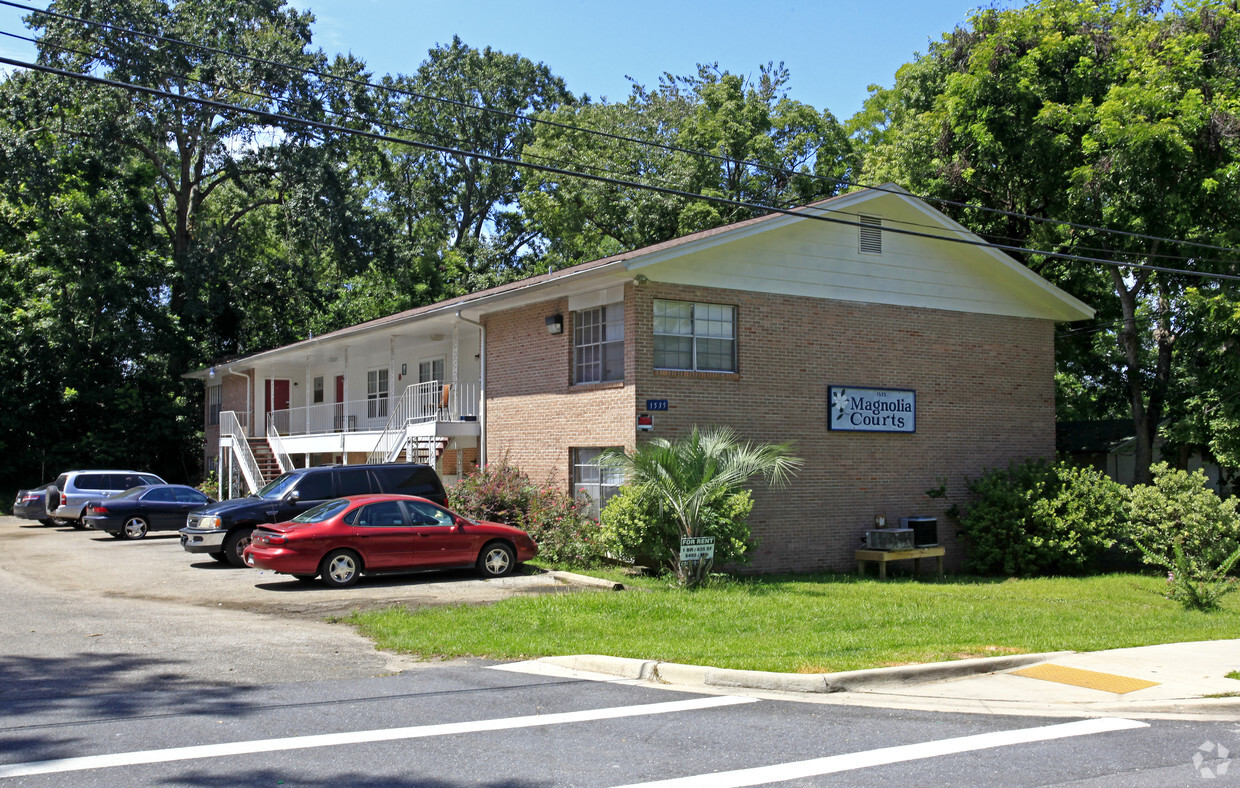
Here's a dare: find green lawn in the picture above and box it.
[350,571,1240,673]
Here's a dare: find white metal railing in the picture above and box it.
[267,396,391,438]
[366,380,480,464]
[221,410,265,493]
[268,382,479,441]
[265,413,294,474]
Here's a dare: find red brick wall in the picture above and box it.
[482,280,1056,573]
[484,295,636,487]
[630,282,1055,573]
[203,371,253,472]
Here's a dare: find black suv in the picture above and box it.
[179,464,447,566]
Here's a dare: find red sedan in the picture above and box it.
[242,494,538,587]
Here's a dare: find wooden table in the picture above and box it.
[855,546,945,580]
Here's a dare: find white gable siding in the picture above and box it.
[630,194,1092,322]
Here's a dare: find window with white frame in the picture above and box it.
[574,303,625,384]
[312,376,324,404]
[653,299,736,372]
[367,368,389,419]
[206,384,221,426]
[571,447,623,517]
[419,357,445,384]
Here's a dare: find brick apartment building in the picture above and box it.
[188,184,1092,572]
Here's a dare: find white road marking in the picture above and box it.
[613,717,1150,787]
[0,695,757,779]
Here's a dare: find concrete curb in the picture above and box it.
[549,571,625,591]
[538,651,1073,694]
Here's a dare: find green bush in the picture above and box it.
[448,459,608,567]
[599,484,755,569]
[958,459,1128,576]
[1128,463,1240,609]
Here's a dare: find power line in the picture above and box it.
[5,0,1240,263]
[5,52,1240,286]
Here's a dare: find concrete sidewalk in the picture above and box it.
[503,640,1240,720]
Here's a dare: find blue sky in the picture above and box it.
[0,1,1021,119]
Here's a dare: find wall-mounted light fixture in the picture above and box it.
[208,366,217,378]
[634,274,648,285]
[545,314,564,335]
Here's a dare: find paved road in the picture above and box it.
[3,515,1238,786]
[1,662,1237,786]
[0,515,573,688]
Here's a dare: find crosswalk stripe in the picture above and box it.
[0,695,757,779]
[612,717,1149,787]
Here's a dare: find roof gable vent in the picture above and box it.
[858,214,882,255]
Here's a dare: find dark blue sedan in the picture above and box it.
[83,485,215,540]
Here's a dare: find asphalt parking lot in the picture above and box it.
[0,515,576,620]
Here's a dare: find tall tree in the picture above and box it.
[852,0,1240,484]
[371,37,575,297]
[521,63,855,267]
[33,0,330,359]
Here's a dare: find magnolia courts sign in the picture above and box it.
[828,386,916,433]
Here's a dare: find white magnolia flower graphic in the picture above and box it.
[832,389,851,420]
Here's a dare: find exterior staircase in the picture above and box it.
[407,436,450,465]
[247,438,281,482]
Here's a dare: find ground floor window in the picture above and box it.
[571,447,623,518]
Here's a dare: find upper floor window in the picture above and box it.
[653,299,736,373]
[367,368,389,419]
[419,357,445,384]
[574,303,625,384]
[312,376,324,404]
[207,384,221,426]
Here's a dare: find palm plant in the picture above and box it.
[601,426,802,587]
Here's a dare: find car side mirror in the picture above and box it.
[287,490,300,503]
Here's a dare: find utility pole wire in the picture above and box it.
[4,53,1240,285]
[4,0,1240,261]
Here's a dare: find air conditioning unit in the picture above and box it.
[864,528,914,550]
[901,517,938,547]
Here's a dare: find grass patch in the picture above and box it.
[350,572,1240,673]
[1227,670,1240,681]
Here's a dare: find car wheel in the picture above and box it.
[319,550,361,588]
[50,518,72,528]
[122,517,149,540]
[222,528,254,568]
[45,486,60,511]
[209,551,229,564]
[38,519,53,527]
[476,541,516,578]
[70,521,86,530]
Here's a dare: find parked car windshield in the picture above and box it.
[291,499,350,523]
[255,473,299,500]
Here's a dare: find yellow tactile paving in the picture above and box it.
[1010,663,1161,694]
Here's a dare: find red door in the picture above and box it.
[264,379,290,434]
[334,375,346,430]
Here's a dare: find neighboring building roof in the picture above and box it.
[186,184,1095,379]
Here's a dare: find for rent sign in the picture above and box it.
[828,386,916,433]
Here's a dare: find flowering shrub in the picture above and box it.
[957,459,1127,576]
[1129,463,1240,610]
[449,459,609,567]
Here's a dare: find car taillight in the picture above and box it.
[89,505,107,514]
[257,533,286,545]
